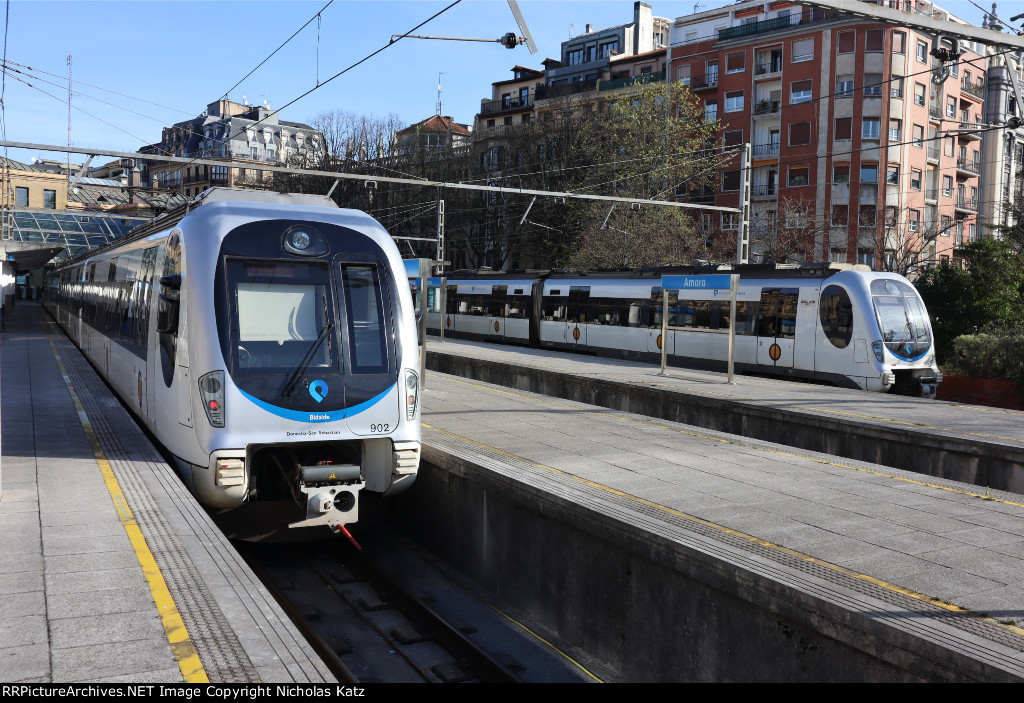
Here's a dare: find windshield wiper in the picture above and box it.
[283,295,334,398]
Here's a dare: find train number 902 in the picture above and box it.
[370,423,390,433]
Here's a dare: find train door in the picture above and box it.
[756,287,797,368]
[647,287,675,355]
[488,285,507,340]
[444,284,457,336]
[567,286,589,346]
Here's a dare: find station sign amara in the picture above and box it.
[661,274,733,290]
[659,272,739,383]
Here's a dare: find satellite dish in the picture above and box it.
[507,1,538,54]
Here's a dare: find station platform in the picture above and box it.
[0,303,334,683]
[425,337,1024,494]
[401,371,1024,681]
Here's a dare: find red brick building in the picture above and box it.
[670,0,985,272]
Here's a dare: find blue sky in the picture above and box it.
[0,0,999,166]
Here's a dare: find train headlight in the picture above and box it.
[871,341,884,363]
[282,225,328,257]
[199,371,226,428]
[405,369,419,420]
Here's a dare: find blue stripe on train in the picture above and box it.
[237,383,396,423]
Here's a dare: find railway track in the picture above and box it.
[240,530,600,683]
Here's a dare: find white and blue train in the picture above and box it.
[419,264,941,397]
[45,189,421,539]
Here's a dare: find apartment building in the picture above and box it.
[140,99,326,199]
[670,0,989,271]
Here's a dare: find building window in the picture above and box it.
[917,40,928,62]
[722,170,741,191]
[909,209,920,231]
[941,215,952,234]
[599,40,619,58]
[706,60,718,83]
[250,146,259,159]
[792,38,813,62]
[788,165,809,187]
[786,208,808,229]
[677,64,691,84]
[726,51,746,73]
[946,98,956,117]
[723,129,743,147]
[889,119,901,141]
[15,187,27,207]
[789,121,811,146]
[861,164,878,183]
[914,82,926,106]
[790,80,812,104]
[725,91,744,112]
[912,124,924,147]
[567,48,584,65]
[862,118,880,140]
[833,163,850,183]
[722,213,739,230]
[864,73,882,97]
[831,204,849,226]
[834,117,852,141]
[970,223,977,241]
[886,165,899,184]
[43,189,56,209]
[911,169,922,189]
[942,175,953,196]
[893,31,906,54]
[890,77,903,98]
[704,100,717,123]
[836,77,853,98]
[865,29,884,52]
[837,31,855,54]
[859,205,876,227]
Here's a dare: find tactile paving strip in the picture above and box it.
[48,327,261,683]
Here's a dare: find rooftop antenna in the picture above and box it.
[436,72,446,116]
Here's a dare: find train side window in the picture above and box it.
[758,288,799,338]
[693,300,711,329]
[506,294,528,319]
[488,285,507,317]
[819,284,853,348]
[590,297,621,325]
[542,289,567,321]
[624,299,643,327]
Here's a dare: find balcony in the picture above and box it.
[690,74,718,91]
[599,71,665,92]
[956,125,983,141]
[480,95,533,116]
[955,157,981,178]
[955,194,978,212]
[961,77,985,100]
[751,184,777,198]
[924,189,938,202]
[717,12,840,42]
[753,100,781,115]
[926,145,940,162]
[928,106,941,120]
[534,79,597,101]
[752,143,780,158]
[754,62,783,77]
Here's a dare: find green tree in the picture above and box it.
[916,239,1024,361]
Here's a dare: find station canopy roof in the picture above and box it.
[4,209,149,263]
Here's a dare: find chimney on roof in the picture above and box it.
[586,23,593,33]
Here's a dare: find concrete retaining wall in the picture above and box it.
[390,444,1021,682]
[427,351,1024,494]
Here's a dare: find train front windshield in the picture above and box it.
[228,260,337,373]
[870,279,931,359]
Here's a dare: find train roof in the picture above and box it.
[440,262,871,282]
[58,188,340,267]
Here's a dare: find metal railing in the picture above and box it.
[927,145,941,160]
[717,12,840,41]
[925,189,938,200]
[956,194,978,210]
[535,79,597,101]
[961,78,985,99]
[690,74,718,90]
[599,71,665,92]
[752,143,780,157]
[480,95,533,115]
[753,100,781,115]
[755,62,783,75]
[751,184,777,196]
[956,157,981,175]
